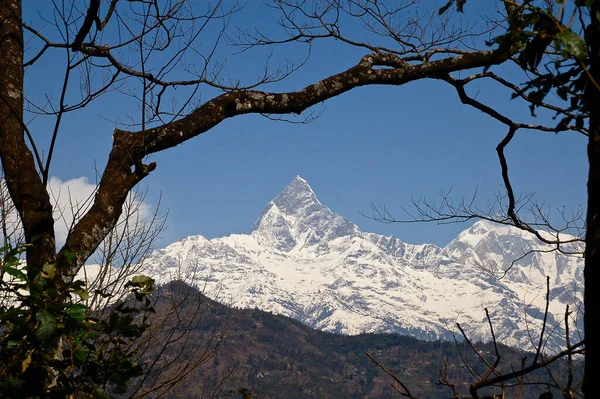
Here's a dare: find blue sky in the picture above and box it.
[21,1,588,248]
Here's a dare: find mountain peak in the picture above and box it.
[251,176,322,234]
[292,175,309,184]
[251,176,358,249]
[271,175,321,214]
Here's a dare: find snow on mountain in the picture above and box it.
[145,176,584,352]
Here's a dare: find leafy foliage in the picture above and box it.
[0,244,156,398]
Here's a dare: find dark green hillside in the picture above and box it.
[143,281,581,399]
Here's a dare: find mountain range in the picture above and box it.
[145,176,584,352]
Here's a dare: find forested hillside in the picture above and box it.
[144,282,581,399]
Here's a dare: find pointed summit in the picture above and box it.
[271,175,321,215]
[251,176,358,250]
[252,176,322,234]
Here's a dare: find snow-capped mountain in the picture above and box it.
[145,176,584,352]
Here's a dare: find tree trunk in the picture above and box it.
[583,4,600,397]
[584,107,598,399]
[0,0,56,280]
[1,0,59,395]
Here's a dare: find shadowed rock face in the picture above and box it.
[146,176,584,353]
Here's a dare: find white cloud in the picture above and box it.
[1,176,153,251]
[48,176,97,247]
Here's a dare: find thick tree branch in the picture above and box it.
[584,2,600,396]
[137,50,504,155]
[57,47,514,277]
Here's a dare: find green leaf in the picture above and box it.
[35,309,58,340]
[3,245,27,266]
[74,288,89,301]
[94,289,113,298]
[0,307,25,321]
[64,251,75,263]
[2,265,27,281]
[42,262,56,279]
[438,0,466,13]
[556,116,572,131]
[556,30,587,60]
[131,275,153,285]
[438,1,453,15]
[129,275,155,294]
[73,348,90,363]
[557,86,568,101]
[93,387,115,399]
[6,339,22,349]
[67,304,88,322]
[3,377,25,389]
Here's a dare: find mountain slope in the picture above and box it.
[145,176,584,352]
[148,282,581,399]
